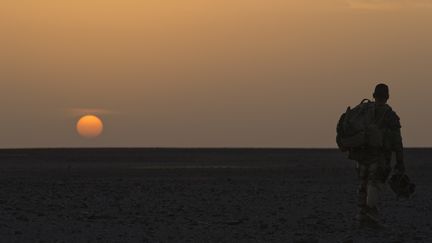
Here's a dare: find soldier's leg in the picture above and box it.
[367,157,387,209]
[356,162,368,211]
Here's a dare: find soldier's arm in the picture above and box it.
[388,111,405,171]
[393,128,404,165]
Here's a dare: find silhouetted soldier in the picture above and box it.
[337,84,405,226]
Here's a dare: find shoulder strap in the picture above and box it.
[360,99,372,104]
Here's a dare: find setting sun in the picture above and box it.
[76,115,104,138]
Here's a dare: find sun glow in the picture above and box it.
[76,115,104,138]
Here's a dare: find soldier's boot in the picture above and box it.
[365,206,379,223]
[356,206,382,229]
[363,206,387,229]
[356,207,369,223]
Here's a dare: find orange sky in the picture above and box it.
[1,0,431,148]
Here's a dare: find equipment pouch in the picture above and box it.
[341,131,366,148]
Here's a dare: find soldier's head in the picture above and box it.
[373,83,389,104]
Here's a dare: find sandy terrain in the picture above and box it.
[0,148,430,242]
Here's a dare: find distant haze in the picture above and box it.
[1,1,431,148]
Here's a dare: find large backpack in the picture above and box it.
[336,99,388,151]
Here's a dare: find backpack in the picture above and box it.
[336,99,388,151]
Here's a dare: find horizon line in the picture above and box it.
[0,147,431,150]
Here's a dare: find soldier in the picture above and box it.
[337,83,405,225]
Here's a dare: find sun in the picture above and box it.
[76,115,104,138]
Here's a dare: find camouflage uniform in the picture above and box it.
[339,103,404,215]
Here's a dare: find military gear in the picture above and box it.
[373,83,390,100]
[364,206,379,222]
[356,206,387,228]
[337,99,389,151]
[337,101,403,164]
[389,173,415,199]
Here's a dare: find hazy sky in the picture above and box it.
[1,0,432,148]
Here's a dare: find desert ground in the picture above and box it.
[0,148,430,242]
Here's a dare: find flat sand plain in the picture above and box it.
[0,148,430,242]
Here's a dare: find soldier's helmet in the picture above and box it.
[389,173,416,199]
